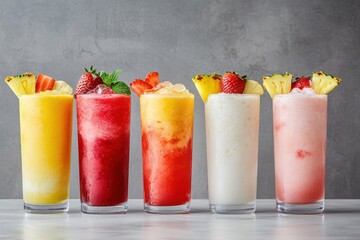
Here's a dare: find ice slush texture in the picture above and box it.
[140,94,194,206]
[273,91,327,204]
[77,94,131,206]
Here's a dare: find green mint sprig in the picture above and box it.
[100,69,131,95]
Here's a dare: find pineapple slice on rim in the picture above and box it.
[192,74,221,103]
[5,72,36,97]
[53,80,73,94]
[263,73,292,98]
[243,80,264,95]
[311,71,341,94]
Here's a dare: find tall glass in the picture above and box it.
[205,94,260,213]
[19,94,73,213]
[273,93,327,214]
[77,94,131,214]
[140,94,194,213]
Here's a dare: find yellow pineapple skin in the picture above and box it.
[243,80,264,95]
[263,73,292,98]
[311,71,341,95]
[192,74,221,103]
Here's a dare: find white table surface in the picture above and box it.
[0,199,359,239]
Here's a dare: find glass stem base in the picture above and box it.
[277,201,324,214]
[81,202,128,214]
[24,201,69,214]
[210,202,256,214]
[144,202,190,214]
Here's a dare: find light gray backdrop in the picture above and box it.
[0,0,359,199]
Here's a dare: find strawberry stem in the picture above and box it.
[83,66,100,76]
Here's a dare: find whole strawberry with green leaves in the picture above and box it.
[220,72,247,93]
[74,65,130,97]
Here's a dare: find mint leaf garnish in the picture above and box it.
[100,69,122,86]
[109,69,121,84]
[111,81,131,95]
[100,72,111,86]
[98,68,130,95]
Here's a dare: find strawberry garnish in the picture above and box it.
[221,72,246,94]
[130,79,153,97]
[291,77,311,90]
[35,74,56,93]
[144,72,160,87]
[74,66,103,96]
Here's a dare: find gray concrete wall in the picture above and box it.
[0,0,359,199]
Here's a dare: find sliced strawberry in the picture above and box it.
[130,79,153,97]
[35,74,56,93]
[144,72,160,87]
[291,77,311,90]
[220,72,246,93]
[74,72,103,96]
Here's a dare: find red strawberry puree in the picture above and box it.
[142,130,193,206]
[77,94,131,206]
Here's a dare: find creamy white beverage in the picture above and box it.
[205,94,260,213]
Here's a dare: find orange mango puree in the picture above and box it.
[19,94,73,204]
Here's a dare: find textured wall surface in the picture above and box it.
[0,0,359,199]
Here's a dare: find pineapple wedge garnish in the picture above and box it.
[311,71,341,94]
[263,73,292,98]
[53,80,73,94]
[243,80,264,95]
[5,72,36,97]
[192,74,221,103]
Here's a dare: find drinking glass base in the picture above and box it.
[277,201,324,214]
[210,202,256,214]
[144,202,190,214]
[81,202,128,214]
[24,201,69,214]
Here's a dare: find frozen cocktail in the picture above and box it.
[193,72,263,213]
[131,72,194,214]
[263,71,341,214]
[75,66,131,214]
[5,73,73,213]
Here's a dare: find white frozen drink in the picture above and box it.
[205,93,260,213]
